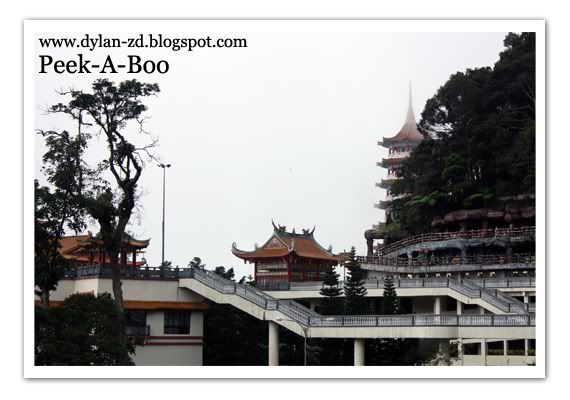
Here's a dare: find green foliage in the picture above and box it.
[35,293,134,365]
[214,266,235,280]
[380,275,400,315]
[35,128,90,307]
[391,33,536,234]
[40,78,161,358]
[318,264,342,315]
[188,257,206,269]
[343,247,368,315]
[48,78,160,257]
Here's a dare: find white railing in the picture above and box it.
[187,267,535,329]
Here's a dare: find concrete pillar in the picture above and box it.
[503,340,508,356]
[456,300,463,315]
[523,292,529,304]
[354,339,365,366]
[524,339,529,356]
[366,238,373,256]
[457,339,464,366]
[481,339,488,366]
[309,301,316,311]
[439,340,450,363]
[268,321,279,366]
[434,297,442,314]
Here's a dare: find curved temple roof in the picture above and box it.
[232,222,338,262]
[379,83,424,147]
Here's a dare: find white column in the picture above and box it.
[354,339,365,366]
[523,292,529,304]
[457,339,464,366]
[268,321,279,366]
[525,339,529,356]
[503,340,508,356]
[456,300,463,315]
[481,339,488,366]
[434,297,442,314]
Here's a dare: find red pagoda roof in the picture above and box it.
[379,83,424,148]
[58,232,149,266]
[380,157,408,167]
[232,221,338,262]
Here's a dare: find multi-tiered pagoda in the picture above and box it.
[364,85,424,255]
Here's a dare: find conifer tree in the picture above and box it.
[343,246,368,315]
[318,264,342,315]
[381,275,400,314]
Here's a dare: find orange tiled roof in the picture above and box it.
[232,224,338,262]
[58,233,149,266]
[35,299,208,311]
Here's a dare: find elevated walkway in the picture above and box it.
[263,278,535,314]
[375,227,535,257]
[179,267,535,340]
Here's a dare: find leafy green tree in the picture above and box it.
[214,266,235,280]
[318,264,342,315]
[390,33,535,234]
[45,79,160,362]
[188,257,206,269]
[35,129,89,308]
[343,247,368,315]
[35,293,134,365]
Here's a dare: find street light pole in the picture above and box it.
[159,163,171,266]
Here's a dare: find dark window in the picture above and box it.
[164,311,191,334]
[125,310,148,336]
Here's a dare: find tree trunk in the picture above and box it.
[109,250,128,362]
[41,287,50,309]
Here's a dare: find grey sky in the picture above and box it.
[35,30,507,279]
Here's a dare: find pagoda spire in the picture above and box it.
[405,81,416,124]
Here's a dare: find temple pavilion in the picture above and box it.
[232,222,338,289]
[58,231,149,268]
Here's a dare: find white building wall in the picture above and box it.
[147,311,164,336]
[190,312,204,336]
[43,277,205,366]
[47,278,204,302]
[133,345,202,366]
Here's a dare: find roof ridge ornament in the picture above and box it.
[271,219,287,233]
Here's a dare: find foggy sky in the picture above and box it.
[34,28,508,279]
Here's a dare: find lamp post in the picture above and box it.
[158,163,171,266]
[275,317,309,366]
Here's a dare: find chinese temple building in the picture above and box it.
[365,84,424,255]
[232,222,338,289]
[58,231,149,268]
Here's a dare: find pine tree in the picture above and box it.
[343,247,368,315]
[318,264,342,315]
[381,275,400,314]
